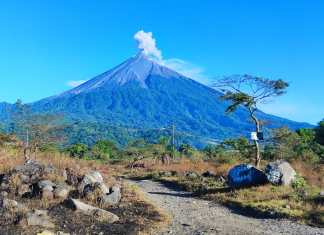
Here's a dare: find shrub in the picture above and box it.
[66,143,88,158]
[292,175,307,191]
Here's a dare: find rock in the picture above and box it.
[159,171,173,177]
[1,198,18,209]
[185,172,199,179]
[43,165,55,175]
[26,209,55,228]
[0,198,28,213]
[83,182,110,201]
[57,232,70,235]
[228,164,268,188]
[78,171,104,194]
[0,191,8,197]
[62,169,68,181]
[65,168,79,186]
[42,190,54,200]
[66,198,119,223]
[19,174,31,184]
[265,160,296,186]
[18,184,31,197]
[37,230,55,235]
[38,180,55,192]
[0,182,9,191]
[202,171,216,178]
[54,184,71,199]
[14,160,44,180]
[320,191,324,197]
[37,231,69,235]
[97,182,110,195]
[100,186,121,207]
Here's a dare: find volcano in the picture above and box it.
[1,53,311,145]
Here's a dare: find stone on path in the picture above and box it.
[66,198,119,223]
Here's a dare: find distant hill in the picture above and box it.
[0,53,312,146]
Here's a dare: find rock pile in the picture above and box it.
[0,160,122,231]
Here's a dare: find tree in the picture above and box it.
[222,137,253,159]
[91,140,119,160]
[315,120,324,145]
[9,99,66,159]
[179,143,194,156]
[67,143,88,158]
[214,75,289,167]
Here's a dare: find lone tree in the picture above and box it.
[214,74,289,168]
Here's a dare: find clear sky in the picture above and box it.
[0,1,323,124]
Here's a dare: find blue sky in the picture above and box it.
[0,1,323,124]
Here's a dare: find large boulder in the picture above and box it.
[66,198,119,223]
[78,171,104,194]
[265,160,296,186]
[228,164,268,188]
[38,180,55,192]
[53,184,71,200]
[100,186,121,207]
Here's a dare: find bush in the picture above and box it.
[91,140,119,160]
[292,175,307,191]
[66,143,88,158]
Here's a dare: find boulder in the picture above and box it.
[65,168,79,186]
[185,172,199,179]
[0,198,28,213]
[83,182,110,202]
[78,171,104,194]
[54,184,71,199]
[66,198,119,223]
[38,180,55,192]
[265,160,296,186]
[100,186,121,207]
[202,171,216,178]
[26,209,55,228]
[97,182,110,195]
[228,164,268,188]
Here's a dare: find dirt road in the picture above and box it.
[131,179,324,235]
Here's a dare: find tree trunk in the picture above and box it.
[254,140,261,168]
[249,107,261,168]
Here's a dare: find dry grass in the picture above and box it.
[291,160,324,188]
[0,149,171,234]
[0,149,24,173]
[136,158,235,177]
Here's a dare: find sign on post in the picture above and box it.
[251,132,264,141]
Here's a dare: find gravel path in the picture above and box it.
[130,179,324,235]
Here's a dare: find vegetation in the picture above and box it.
[215,75,289,167]
[0,109,323,227]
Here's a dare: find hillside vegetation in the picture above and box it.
[0,119,323,229]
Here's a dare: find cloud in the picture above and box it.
[134,30,162,61]
[67,80,87,87]
[134,30,209,84]
[162,58,209,84]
